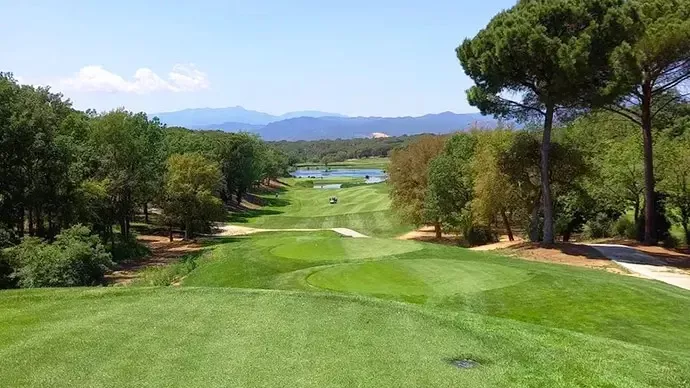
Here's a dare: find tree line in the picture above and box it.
[455,0,690,245]
[270,135,423,165]
[390,108,690,246]
[0,74,290,288]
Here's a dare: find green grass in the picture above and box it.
[1,287,688,387]
[181,232,690,354]
[4,175,690,387]
[232,182,412,237]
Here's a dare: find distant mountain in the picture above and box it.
[254,112,498,141]
[195,121,265,132]
[154,106,500,141]
[153,106,344,127]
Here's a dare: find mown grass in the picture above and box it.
[182,232,690,354]
[234,182,412,237]
[1,287,688,388]
[4,175,690,387]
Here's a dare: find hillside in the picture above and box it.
[153,107,500,140]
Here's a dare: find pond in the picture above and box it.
[292,168,387,184]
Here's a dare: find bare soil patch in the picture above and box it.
[493,242,628,275]
[396,226,462,245]
[106,235,202,285]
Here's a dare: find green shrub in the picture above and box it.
[10,225,113,288]
[464,224,498,246]
[613,216,637,239]
[0,253,17,289]
[109,234,151,263]
[132,254,200,286]
[583,213,614,240]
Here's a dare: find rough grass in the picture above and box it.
[1,287,688,388]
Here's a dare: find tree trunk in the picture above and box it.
[500,209,514,241]
[120,218,128,239]
[633,200,640,225]
[434,221,442,239]
[541,104,555,244]
[641,79,656,245]
[169,224,174,242]
[36,208,45,238]
[28,208,34,236]
[529,193,542,242]
[144,203,149,224]
[683,222,689,246]
[236,189,243,205]
[184,220,191,240]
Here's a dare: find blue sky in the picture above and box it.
[0,0,514,116]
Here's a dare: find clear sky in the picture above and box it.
[0,0,515,117]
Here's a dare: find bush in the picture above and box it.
[583,213,614,240]
[109,234,151,263]
[132,253,200,286]
[464,224,498,246]
[613,216,637,239]
[0,253,17,289]
[10,225,113,288]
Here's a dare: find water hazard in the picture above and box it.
[292,168,387,185]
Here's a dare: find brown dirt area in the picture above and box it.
[396,226,462,245]
[591,238,690,271]
[490,242,629,275]
[106,235,202,285]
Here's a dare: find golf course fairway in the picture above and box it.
[2,181,690,387]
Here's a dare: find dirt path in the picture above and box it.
[216,224,370,238]
[589,244,690,291]
[106,235,202,285]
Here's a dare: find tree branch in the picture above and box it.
[652,72,690,96]
[497,96,546,117]
[651,92,690,120]
[602,106,642,126]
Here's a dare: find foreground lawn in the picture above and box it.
[1,287,688,388]
[4,180,690,386]
[233,183,411,237]
[183,232,690,354]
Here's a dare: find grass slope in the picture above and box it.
[1,287,687,388]
[4,172,690,387]
[182,232,690,355]
[233,182,411,237]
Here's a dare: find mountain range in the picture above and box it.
[153,106,499,141]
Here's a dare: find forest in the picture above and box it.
[0,73,290,288]
[270,135,421,165]
[388,0,690,247]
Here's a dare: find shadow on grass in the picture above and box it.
[199,236,245,248]
[507,242,608,260]
[228,208,285,223]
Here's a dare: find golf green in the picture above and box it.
[307,258,531,301]
[270,236,421,261]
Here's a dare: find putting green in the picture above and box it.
[270,236,421,261]
[307,258,532,302]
